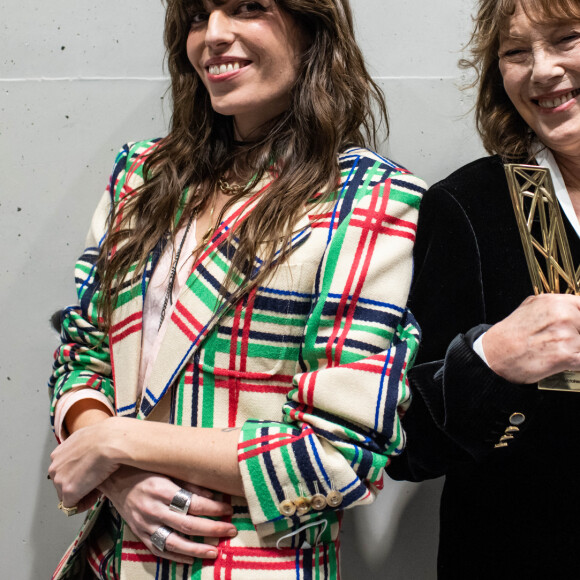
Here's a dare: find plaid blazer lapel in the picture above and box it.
[139,188,312,419]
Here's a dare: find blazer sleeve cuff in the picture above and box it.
[238,419,304,530]
[412,329,542,459]
[238,418,381,537]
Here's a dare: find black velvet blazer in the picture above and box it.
[387,155,580,579]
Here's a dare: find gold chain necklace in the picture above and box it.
[158,211,195,330]
[199,194,218,247]
[201,173,250,245]
[218,177,249,196]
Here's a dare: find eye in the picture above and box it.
[560,31,580,44]
[189,11,209,27]
[235,2,267,16]
[499,45,528,62]
[504,48,526,57]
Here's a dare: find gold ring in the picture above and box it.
[58,500,78,517]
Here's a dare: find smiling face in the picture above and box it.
[186,0,304,139]
[499,1,580,160]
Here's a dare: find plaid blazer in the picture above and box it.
[49,140,425,580]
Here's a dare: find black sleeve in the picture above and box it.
[387,184,541,482]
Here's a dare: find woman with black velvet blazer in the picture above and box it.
[388,0,580,577]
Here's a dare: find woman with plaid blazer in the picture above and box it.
[47,1,425,579]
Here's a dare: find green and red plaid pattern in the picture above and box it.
[49,140,425,579]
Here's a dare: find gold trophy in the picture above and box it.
[505,163,580,392]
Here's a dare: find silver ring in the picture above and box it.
[169,488,193,514]
[150,526,173,552]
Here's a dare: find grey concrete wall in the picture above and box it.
[0,1,483,578]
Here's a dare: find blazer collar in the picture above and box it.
[110,179,311,419]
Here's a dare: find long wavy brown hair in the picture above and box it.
[461,0,580,160]
[97,0,388,330]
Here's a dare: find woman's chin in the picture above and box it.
[540,126,580,158]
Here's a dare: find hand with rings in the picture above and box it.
[149,488,197,552]
[98,466,237,564]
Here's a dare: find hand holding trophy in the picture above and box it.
[505,164,580,392]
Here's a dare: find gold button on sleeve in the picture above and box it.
[326,490,343,508]
[296,505,310,516]
[279,499,296,517]
[509,412,526,426]
[293,497,311,516]
[311,494,327,511]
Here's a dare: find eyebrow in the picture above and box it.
[500,31,526,41]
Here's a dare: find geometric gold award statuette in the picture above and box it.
[504,163,580,392]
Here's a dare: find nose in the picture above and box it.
[205,10,234,49]
[530,47,565,85]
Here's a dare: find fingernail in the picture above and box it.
[228,528,237,537]
[207,550,218,559]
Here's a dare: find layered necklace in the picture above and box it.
[157,176,250,329]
